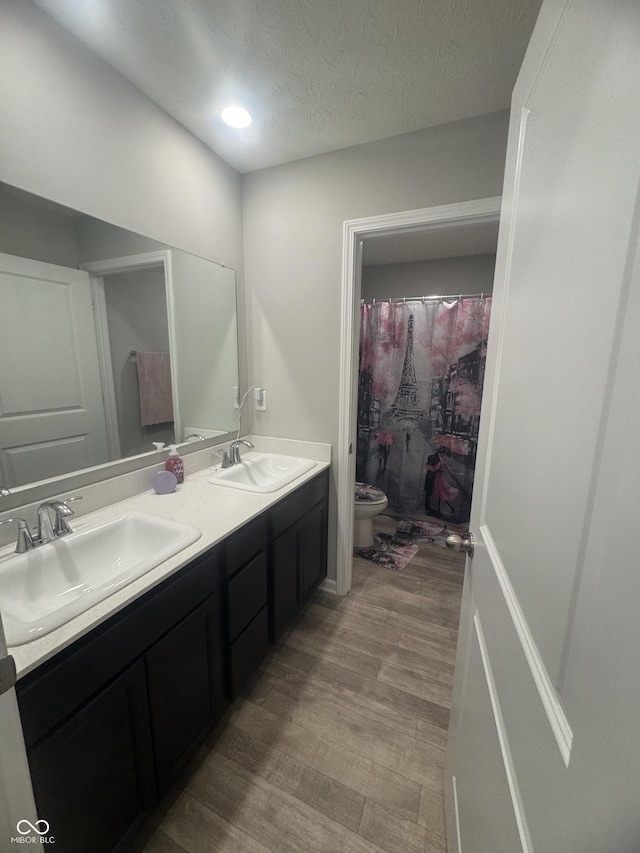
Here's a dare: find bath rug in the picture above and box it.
[395,518,454,548]
[357,533,419,571]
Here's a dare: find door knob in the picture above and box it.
[445,532,474,557]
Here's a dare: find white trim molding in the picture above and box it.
[81,251,181,444]
[474,610,534,853]
[481,524,574,766]
[319,577,337,595]
[337,198,502,597]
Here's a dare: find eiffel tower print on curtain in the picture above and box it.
[391,313,423,428]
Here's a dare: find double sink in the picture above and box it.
[0,451,316,647]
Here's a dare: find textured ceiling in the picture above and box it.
[34,0,541,174]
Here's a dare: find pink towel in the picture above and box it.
[135,352,174,426]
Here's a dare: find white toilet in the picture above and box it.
[354,482,389,548]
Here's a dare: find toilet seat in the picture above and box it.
[354,482,386,503]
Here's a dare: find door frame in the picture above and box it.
[80,251,179,456]
[335,197,502,596]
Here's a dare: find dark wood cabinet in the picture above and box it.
[300,499,328,600]
[146,593,222,795]
[27,660,154,853]
[15,465,329,851]
[17,550,224,850]
[223,521,269,700]
[271,523,299,640]
[270,470,329,640]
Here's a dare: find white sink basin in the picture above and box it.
[0,511,201,646]
[208,452,316,493]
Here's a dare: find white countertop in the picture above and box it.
[7,446,330,678]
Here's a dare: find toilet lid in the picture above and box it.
[355,482,386,502]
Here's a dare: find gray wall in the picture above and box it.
[361,254,496,302]
[1,0,510,583]
[242,112,507,448]
[243,113,508,580]
[0,0,246,386]
[0,184,80,268]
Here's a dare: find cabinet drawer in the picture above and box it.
[271,469,329,538]
[225,515,268,576]
[17,549,220,748]
[227,550,268,642]
[229,606,269,699]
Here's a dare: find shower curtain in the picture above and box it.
[356,297,492,524]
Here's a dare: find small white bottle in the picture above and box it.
[165,444,184,484]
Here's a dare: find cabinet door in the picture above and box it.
[145,595,222,795]
[227,551,268,642]
[271,524,300,641]
[27,659,154,853]
[300,501,328,602]
[229,606,269,699]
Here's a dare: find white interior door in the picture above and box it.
[445,2,640,852]
[0,253,110,488]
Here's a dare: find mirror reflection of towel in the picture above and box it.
[135,352,174,426]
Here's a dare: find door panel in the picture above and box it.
[0,252,110,486]
[454,617,523,853]
[446,2,640,852]
[483,0,640,685]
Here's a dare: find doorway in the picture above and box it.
[336,197,501,596]
[81,250,180,459]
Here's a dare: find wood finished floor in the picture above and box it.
[131,515,465,853]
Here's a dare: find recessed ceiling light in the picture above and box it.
[220,105,252,128]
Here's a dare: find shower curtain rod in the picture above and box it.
[360,292,487,305]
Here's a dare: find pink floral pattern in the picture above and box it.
[357,297,492,523]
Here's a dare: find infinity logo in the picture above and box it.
[16,820,50,835]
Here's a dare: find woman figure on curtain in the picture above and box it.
[375,429,395,472]
[424,449,458,518]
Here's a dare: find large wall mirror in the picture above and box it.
[0,182,239,493]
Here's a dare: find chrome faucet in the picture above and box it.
[0,518,35,553]
[229,439,255,465]
[36,497,83,545]
[0,497,83,554]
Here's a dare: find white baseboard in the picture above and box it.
[319,577,338,595]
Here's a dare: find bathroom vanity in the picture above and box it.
[10,459,329,853]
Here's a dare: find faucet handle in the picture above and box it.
[213,449,231,469]
[60,496,83,513]
[0,518,35,554]
[55,497,83,536]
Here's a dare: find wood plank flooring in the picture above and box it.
[131,516,465,853]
